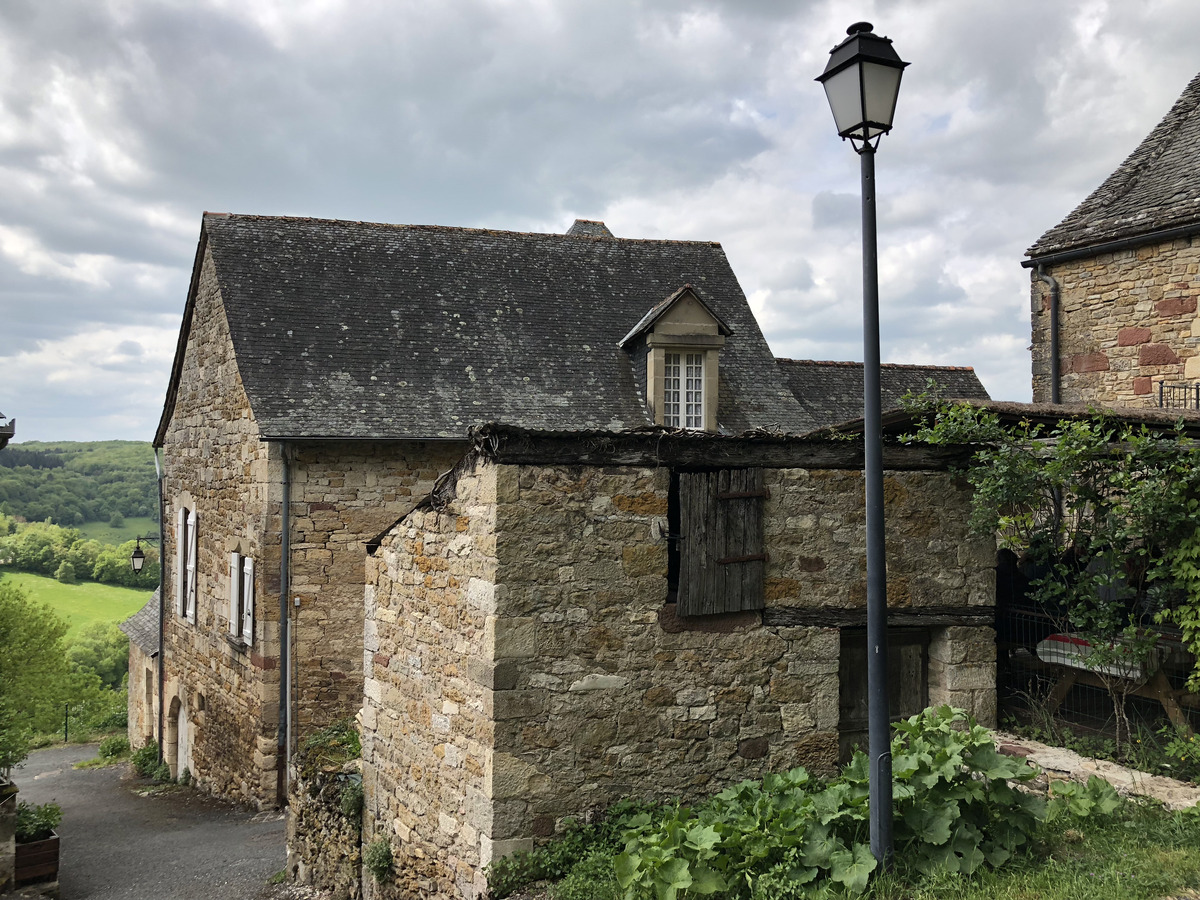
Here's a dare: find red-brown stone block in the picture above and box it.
[1071,352,1110,373]
[1139,344,1180,366]
[1156,296,1197,317]
[1133,376,1153,395]
[1117,326,1152,346]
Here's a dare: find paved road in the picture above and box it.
[12,744,292,900]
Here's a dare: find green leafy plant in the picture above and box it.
[151,760,172,783]
[179,766,192,787]
[487,800,659,899]
[98,734,130,759]
[364,839,393,884]
[612,707,1111,899]
[131,740,159,776]
[553,849,621,900]
[16,801,62,843]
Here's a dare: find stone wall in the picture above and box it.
[160,244,280,806]
[362,464,496,900]
[160,243,468,807]
[1031,236,1200,404]
[361,454,996,900]
[287,759,363,900]
[287,441,465,738]
[127,646,159,749]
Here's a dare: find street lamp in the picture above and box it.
[816,22,908,869]
[129,535,160,574]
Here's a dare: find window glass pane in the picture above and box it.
[664,353,681,427]
[684,353,704,429]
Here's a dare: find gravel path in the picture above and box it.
[11,743,294,900]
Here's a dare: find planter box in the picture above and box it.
[15,832,59,885]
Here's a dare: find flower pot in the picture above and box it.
[14,832,59,885]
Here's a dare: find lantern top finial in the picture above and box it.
[848,22,873,35]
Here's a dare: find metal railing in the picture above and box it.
[1158,382,1200,410]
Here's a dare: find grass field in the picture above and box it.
[76,515,158,545]
[0,570,153,637]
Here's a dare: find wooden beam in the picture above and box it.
[762,605,995,628]
[471,426,973,472]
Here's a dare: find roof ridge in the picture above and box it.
[776,357,976,372]
[203,212,723,247]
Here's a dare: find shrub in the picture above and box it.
[16,801,62,843]
[98,734,130,759]
[131,740,160,776]
[151,761,172,783]
[340,774,364,821]
[552,849,620,900]
[179,767,192,787]
[54,561,76,584]
[364,839,393,884]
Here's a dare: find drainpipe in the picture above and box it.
[277,443,292,806]
[1036,264,1061,404]
[155,448,166,762]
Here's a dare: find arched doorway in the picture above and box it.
[165,697,181,778]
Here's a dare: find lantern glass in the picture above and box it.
[130,547,145,574]
[861,61,903,136]
[820,63,864,138]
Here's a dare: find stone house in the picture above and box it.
[1026,71,1200,406]
[357,425,997,900]
[142,211,989,809]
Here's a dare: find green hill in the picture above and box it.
[0,571,151,637]
[0,440,157,527]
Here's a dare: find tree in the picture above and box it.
[65,623,129,690]
[904,400,1200,746]
[0,579,73,769]
[55,561,76,584]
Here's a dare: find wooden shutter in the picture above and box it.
[677,468,766,616]
[176,508,187,618]
[229,553,241,637]
[185,509,198,623]
[241,557,255,647]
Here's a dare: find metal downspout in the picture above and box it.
[1036,264,1062,404]
[154,448,166,762]
[278,443,292,806]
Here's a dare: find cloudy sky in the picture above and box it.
[3,0,1199,442]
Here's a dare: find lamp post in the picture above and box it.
[816,21,908,869]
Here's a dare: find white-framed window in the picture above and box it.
[228,552,255,647]
[664,352,705,429]
[176,507,197,623]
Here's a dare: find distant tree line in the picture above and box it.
[0,440,156,526]
[0,515,160,590]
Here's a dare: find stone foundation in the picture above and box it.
[287,760,363,900]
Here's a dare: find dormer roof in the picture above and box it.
[618,284,733,348]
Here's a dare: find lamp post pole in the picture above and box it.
[858,138,893,868]
[816,21,908,869]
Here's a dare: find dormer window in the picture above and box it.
[619,285,732,432]
[664,352,705,428]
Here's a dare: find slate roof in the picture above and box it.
[119,589,160,656]
[776,359,990,429]
[158,214,814,442]
[1028,72,1200,258]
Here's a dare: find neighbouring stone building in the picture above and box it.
[142,211,990,810]
[357,426,997,900]
[1027,71,1200,407]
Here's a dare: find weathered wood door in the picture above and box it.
[837,627,929,761]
